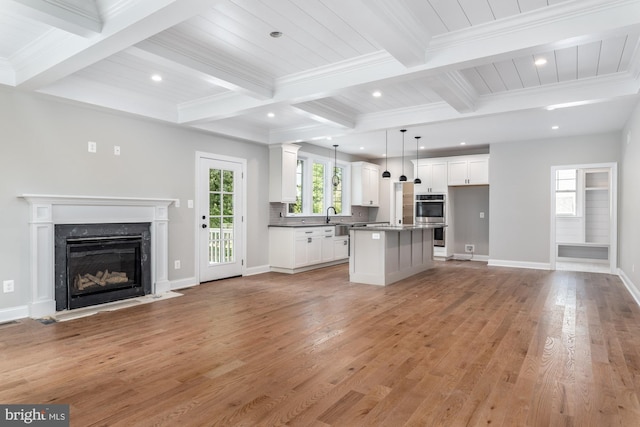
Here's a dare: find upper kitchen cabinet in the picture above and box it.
[352,162,379,207]
[412,160,447,194]
[269,144,300,203]
[448,155,489,186]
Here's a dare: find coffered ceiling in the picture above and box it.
[1,0,639,158]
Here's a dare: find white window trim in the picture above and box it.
[286,150,351,217]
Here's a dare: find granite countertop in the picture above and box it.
[269,221,387,228]
[350,223,447,231]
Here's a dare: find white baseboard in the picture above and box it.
[245,264,271,276]
[0,305,29,323]
[453,253,489,262]
[488,259,551,270]
[170,277,198,291]
[618,268,640,308]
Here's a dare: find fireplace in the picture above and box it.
[55,223,152,311]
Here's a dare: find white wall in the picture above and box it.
[619,101,640,294]
[0,87,270,314]
[488,133,621,267]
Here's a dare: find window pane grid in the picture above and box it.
[209,168,235,264]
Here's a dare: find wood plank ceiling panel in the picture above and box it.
[513,56,540,88]
[475,63,507,93]
[428,0,471,32]
[555,46,578,82]
[535,51,558,85]
[457,0,495,26]
[293,0,379,55]
[460,68,492,95]
[518,0,549,13]
[418,1,449,35]
[487,0,521,20]
[617,33,640,72]
[598,35,628,75]
[577,41,601,79]
[493,59,524,90]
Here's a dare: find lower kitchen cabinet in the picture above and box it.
[269,226,348,273]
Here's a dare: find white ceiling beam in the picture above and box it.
[291,99,356,129]
[321,0,431,68]
[425,71,478,113]
[8,0,102,36]
[135,39,273,100]
[15,0,216,90]
[178,0,640,125]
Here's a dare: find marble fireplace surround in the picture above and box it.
[20,195,175,318]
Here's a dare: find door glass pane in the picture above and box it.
[209,168,235,264]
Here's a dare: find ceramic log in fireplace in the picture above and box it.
[55,223,152,311]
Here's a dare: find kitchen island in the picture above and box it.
[349,224,446,286]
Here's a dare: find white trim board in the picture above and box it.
[488,259,551,270]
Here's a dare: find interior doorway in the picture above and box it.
[550,163,617,274]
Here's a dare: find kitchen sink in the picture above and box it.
[334,224,350,236]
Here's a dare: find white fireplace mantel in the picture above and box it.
[20,194,176,318]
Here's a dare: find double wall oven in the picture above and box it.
[415,193,446,247]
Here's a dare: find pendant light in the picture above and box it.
[382,130,391,179]
[399,129,407,182]
[414,136,422,184]
[332,144,340,187]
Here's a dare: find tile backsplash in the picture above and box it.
[269,203,375,225]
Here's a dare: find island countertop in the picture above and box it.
[355,223,447,231]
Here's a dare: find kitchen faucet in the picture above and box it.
[326,206,337,223]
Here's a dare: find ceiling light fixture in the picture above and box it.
[414,136,422,185]
[270,31,283,38]
[552,125,559,130]
[332,145,340,187]
[267,112,275,118]
[372,91,382,97]
[151,74,162,82]
[382,130,391,179]
[534,58,547,66]
[460,141,467,145]
[399,129,407,182]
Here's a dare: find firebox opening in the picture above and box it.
[67,236,144,309]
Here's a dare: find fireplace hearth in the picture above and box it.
[55,223,152,311]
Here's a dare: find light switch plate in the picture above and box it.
[88,141,97,153]
[3,280,14,293]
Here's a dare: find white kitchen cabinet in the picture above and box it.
[270,226,346,273]
[269,143,300,203]
[448,155,489,186]
[412,160,447,193]
[352,162,380,206]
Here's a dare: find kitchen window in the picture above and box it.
[555,169,580,216]
[287,152,350,216]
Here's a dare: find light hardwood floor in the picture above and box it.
[2,261,640,426]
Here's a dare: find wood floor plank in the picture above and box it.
[1,261,640,426]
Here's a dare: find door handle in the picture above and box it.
[202,224,207,229]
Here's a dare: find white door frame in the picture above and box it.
[549,162,617,273]
[195,151,247,284]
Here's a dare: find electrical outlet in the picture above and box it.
[114,145,121,155]
[3,280,15,293]
[465,244,475,253]
[479,212,485,219]
[174,260,181,270]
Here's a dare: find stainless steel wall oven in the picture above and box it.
[415,194,445,224]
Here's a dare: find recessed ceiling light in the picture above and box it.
[267,112,275,118]
[420,146,425,150]
[270,31,283,38]
[151,74,162,82]
[326,136,332,141]
[552,125,559,130]
[534,58,547,66]
[460,142,466,145]
[372,91,382,97]
[360,147,364,150]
